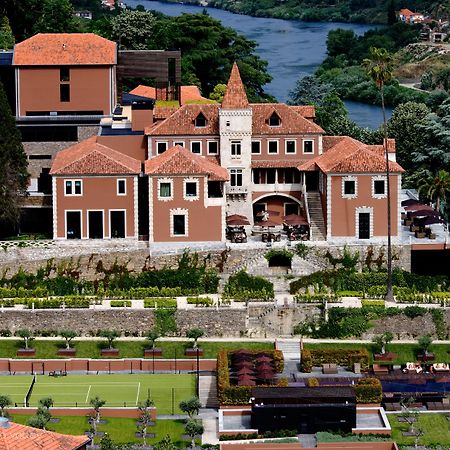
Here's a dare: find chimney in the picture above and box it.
[131,98,155,132]
[384,138,396,162]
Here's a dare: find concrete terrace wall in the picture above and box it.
[0,308,249,337]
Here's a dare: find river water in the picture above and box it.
[125,0,393,128]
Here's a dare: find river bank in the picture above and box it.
[150,0,387,24]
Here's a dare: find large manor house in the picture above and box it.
[8,33,406,246]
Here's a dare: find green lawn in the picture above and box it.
[389,413,450,446]
[0,374,194,412]
[11,415,195,446]
[0,375,33,405]
[304,343,450,364]
[0,339,273,360]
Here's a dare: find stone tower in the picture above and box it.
[219,63,254,221]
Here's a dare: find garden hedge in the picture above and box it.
[354,377,382,404]
[300,348,369,373]
[217,349,284,405]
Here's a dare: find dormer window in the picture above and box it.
[195,113,207,128]
[268,112,281,127]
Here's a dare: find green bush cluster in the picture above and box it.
[300,348,369,373]
[336,290,363,297]
[354,378,382,404]
[264,249,293,262]
[186,297,214,307]
[223,270,274,301]
[143,298,177,309]
[361,300,385,307]
[110,300,132,307]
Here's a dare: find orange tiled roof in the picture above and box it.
[0,421,90,450]
[299,136,404,174]
[251,104,324,135]
[153,106,179,121]
[50,136,141,175]
[252,160,305,168]
[145,145,229,181]
[130,85,209,104]
[145,104,220,136]
[221,63,249,109]
[290,105,316,119]
[13,33,116,66]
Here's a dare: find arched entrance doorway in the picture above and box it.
[253,194,303,223]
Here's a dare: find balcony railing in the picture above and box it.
[226,185,248,195]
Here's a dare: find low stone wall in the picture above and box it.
[0,308,248,337]
[9,407,153,419]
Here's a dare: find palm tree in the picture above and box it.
[418,169,450,215]
[362,47,394,301]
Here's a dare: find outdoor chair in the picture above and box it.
[372,364,389,374]
[322,363,338,374]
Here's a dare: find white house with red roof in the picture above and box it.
[50,63,405,245]
[398,8,425,23]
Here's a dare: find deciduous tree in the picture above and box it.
[0,16,14,49]
[33,0,77,33]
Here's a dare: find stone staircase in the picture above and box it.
[199,375,218,408]
[276,339,300,360]
[306,192,326,241]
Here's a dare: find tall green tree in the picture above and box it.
[362,47,394,302]
[288,75,333,106]
[32,0,77,33]
[387,102,430,172]
[0,82,28,235]
[110,9,156,50]
[0,16,14,49]
[418,170,450,216]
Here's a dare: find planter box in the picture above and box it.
[185,348,203,357]
[374,352,397,361]
[418,353,435,362]
[57,348,76,357]
[16,349,36,357]
[144,348,162,357]
[101,348,119,357]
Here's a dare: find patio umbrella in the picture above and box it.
[418,216,444,226]
[227,217,250,226]
[234,360,254,368]
[232,350,252,356]
[257,372,275,382]
[409,209,440,218]
[227,214,248,221]
[237,376,256,386]
[256,363,274,371]
[404,204,434,212]
[236,367,255,376]
[283,214,309,226]
[255,355,273,363]
[401,199,421,207]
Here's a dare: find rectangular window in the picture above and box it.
[374,180,385,195]
[344,180,356,195]
[191,141,201,154]
[303,140,314,153]
[64,179,82,196]
[251,141,261,154]
[267,169,276,184]
[157,142,168,154]
[173,215,186,235]
[253,169,261,184]
[230,169,243,186]
[60,67,70,82]
[208,141,218,155]
[159,182,171,198]
[60,84,70,102]
[174,141,184,147]
[117,179,126,195]
[286,140,296,154]
[185,181,197,197]
[231,141,241,157]
[268,140,278,154]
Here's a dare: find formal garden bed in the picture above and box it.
[0,339,273,359]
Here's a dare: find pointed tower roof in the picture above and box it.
[221,63,249,109]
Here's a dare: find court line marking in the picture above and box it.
[136,382,141,405]
[34,383,143,386]
[85,385,92,403]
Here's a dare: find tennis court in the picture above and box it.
[2,374,195,413]
[0,375,33,405]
